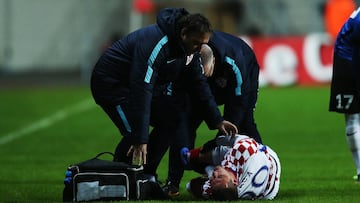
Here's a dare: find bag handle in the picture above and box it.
[94,151,115,159]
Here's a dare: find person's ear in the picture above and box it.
[180,28,187,40]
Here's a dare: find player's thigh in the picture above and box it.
[100,101,132,136]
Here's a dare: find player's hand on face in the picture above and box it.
[217,120,238,136]
[127,144,147,166]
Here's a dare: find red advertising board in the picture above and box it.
[242,33,334,87]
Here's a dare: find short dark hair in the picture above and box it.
[177,13,213,36]
[211,182,238,201]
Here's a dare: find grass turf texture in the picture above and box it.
[0,85,359,202]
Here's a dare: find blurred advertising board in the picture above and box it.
[242,33,333,87]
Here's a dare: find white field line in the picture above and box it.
[0,98,95,145]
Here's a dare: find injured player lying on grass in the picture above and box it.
[181,134,281,200]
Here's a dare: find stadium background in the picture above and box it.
[1,0,359,86]
[1,0,360,202]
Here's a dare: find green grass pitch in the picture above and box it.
[0,85,359,202]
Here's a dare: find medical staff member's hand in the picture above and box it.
[216,120,238,136]
[127,143,147,166]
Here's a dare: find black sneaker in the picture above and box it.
[162,180,180,197]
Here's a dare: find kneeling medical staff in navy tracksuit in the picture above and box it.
[163,31,263,195]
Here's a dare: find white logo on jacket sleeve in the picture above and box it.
[166,59,176,64]
[186,54,194,65]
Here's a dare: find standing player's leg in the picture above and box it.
[145,91,184,182]
[163,99,204,197]
[329,56,360,181]
[165,122,188,197]
[144,127,172,179]
[99,103,133,163]
[345,113,360,181]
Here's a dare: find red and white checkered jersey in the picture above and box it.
[202,135,281,200]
